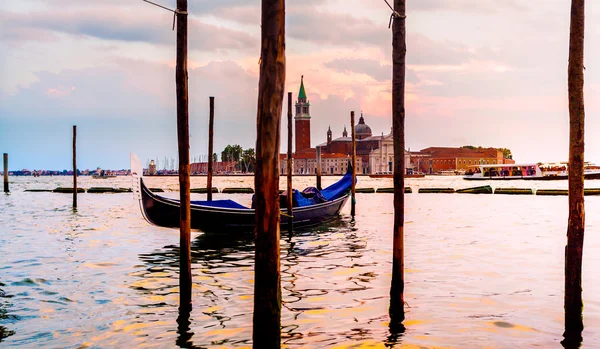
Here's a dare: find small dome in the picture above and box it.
[355,113,372,137]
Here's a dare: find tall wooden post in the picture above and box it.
[253,0,285,346]
[316,147,322,190]
[72,125,77,208]
[3,153,8,193]
[350,111,356,217]
[287,92,293,232]
[389,0,406,325]
[175,0,192,312]
[564,0,585,345]
[208,96,215,201]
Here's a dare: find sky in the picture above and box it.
[1,0,600,170]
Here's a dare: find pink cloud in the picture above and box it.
[45,86,76,96]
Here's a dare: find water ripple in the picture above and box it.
[1,176,600,347]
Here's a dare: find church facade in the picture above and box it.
[281,77,407,175]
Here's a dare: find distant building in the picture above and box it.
[190,161,237,174]
[148,160,157,175]
[280,76,364,175]
[280,149,363,175]
[412,147,515,174]
[282,76,516,176]
[295,75,311,153]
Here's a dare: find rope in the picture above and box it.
[142,0,188,31]
[382,0,406,28]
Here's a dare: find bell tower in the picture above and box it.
[295,75,311,152]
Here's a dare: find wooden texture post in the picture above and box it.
[3,153,8,193]
[564,0,585,345]
[287,92,293,232]
[208,96,215,201]
[316,147,322,190]
[253,0,285,346]
[175,0,192,312]
[72,126,77,208]
[350,111,356,217]
[389,0,406,325]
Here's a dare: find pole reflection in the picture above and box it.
[0,285,15,343]
[133,215,362,347]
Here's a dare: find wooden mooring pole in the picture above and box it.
[208,96,215,201]
[287,92,293,232]
[72,126,77,208]
[563,0,585,345]
[350,111,356,217]
[316,146,322,190]
[175,0,192,312]
[389,0,406,325]
[253,0,285,346]
[3,153,8,193]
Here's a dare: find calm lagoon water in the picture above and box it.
[1,175,599,348]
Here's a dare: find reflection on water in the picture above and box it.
[0,285,16,342]
[1,176,600,348]
[133,218,366,348]
[562,330,583,349]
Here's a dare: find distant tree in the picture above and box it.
[221,145,232,162]
[497,148,513,159]
[213,153,218,162]
[231,145,243,162]
[221,144,243,162]
[241,148,256,172]
[461,145,512,159]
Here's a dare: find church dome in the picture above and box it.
[355,113,372,138]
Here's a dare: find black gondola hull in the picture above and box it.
[139,178,349,233]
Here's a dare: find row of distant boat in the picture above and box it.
[368,162,600,181]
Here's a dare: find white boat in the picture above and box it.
[463,163,600,181]
[438,169,466,176]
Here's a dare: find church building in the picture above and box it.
[280,76,364,175]
[280,76,388,175]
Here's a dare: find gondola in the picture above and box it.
[131,153,353,233]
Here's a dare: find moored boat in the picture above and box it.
[369,172,425,178]
[463,163,600,181]
[131,153,353,233]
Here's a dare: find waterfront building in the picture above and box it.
[190,161,237,174]
[295,75,311,153]
[280,77,365,175]
[412,147,515,174]
[280,150,363,175]
[282,76,516,176]
[148,160,157,175]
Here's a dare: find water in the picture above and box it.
[1,175,599,348]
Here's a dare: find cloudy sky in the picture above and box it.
[1,0,599,170]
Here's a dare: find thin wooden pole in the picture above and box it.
[3,153,8,193]
[208,96,215,201]
[253,0,285,346]
[72,125,77,208]
[564,0,585,345]
[316,147,322,190]
[390,0,406,325]
[287,92,293,232]
[175,0,192,312]
[350,111,356,217]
